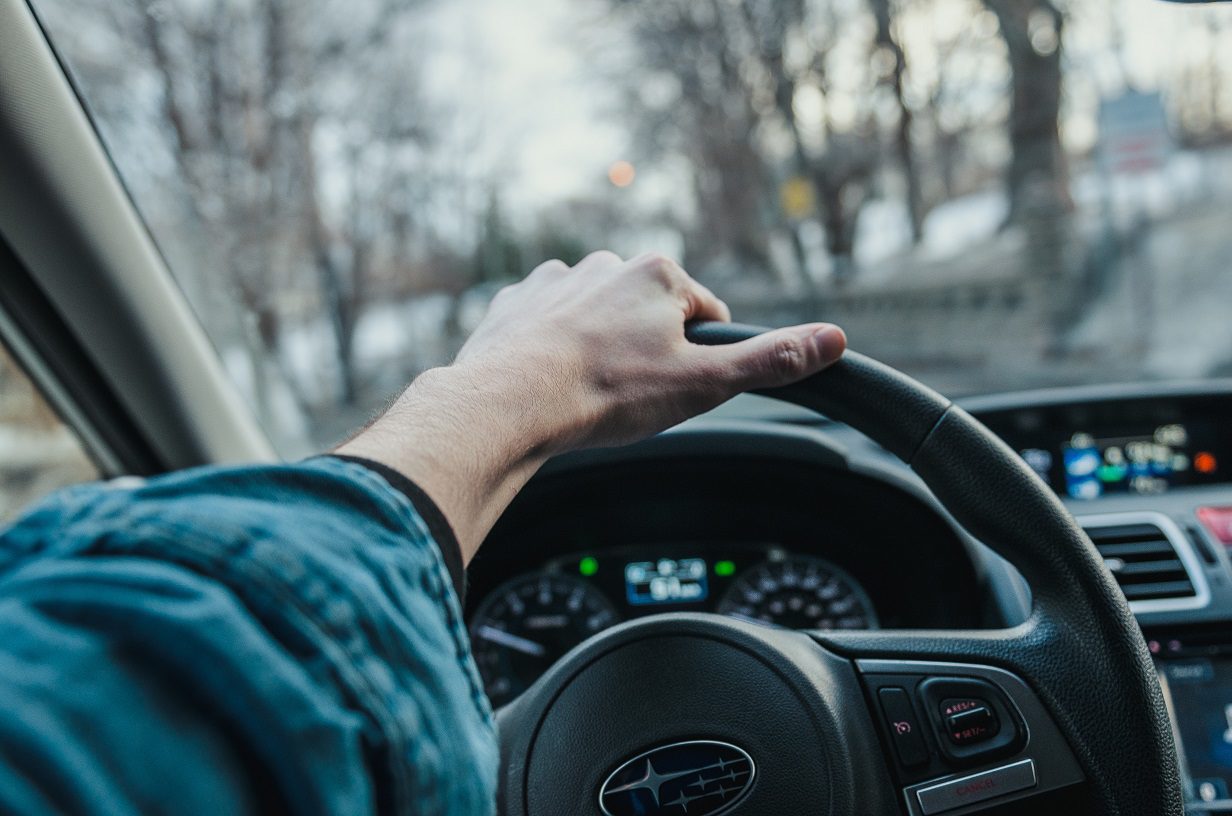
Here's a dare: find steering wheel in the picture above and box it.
[495,323,1182,816]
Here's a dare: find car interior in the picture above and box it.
[3,0,1232,813]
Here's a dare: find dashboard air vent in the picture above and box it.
[1082,521,1195,602]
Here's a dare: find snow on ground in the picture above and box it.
[1140,207,1232,379]
[353,293,458,372]
[850,189,1010,277]
[845,188,1012,288]
[1071,151,1212,227]
[853,199,913,268]
[920,189,1009,262]
[1061,148,1232,380]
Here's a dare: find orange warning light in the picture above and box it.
[1195,452,1218,474]
[607,160,636,187]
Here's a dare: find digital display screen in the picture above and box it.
[1157,658,1232,806]
[624,557,709,605]
[1011,422,1224,499]
[1054,423,1210,500]
[975,396,1232,501]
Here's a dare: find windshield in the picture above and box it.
[27,0,1232,455]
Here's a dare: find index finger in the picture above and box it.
[679,275,731,324]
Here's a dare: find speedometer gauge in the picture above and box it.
[717,555,878,630]
[469,572,618,707]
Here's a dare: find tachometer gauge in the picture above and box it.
[469,572,619,707]
[716,555,878,630]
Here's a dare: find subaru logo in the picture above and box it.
[598,740,756,816]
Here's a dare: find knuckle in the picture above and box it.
[530,259,568,277]
[637,253,679,285]
[580,249,620,268]
[768,335,807,379]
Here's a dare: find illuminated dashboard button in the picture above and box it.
[1197,507,1232,545]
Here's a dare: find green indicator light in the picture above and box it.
[579,556,599,576]
[1097,464,1127,483]
[715,560,736,577]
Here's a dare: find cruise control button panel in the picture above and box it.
[918,677,1023,765]
[863,672,1025,778]
[858,659,1085,815]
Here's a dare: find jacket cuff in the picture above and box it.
[326,454,466,602]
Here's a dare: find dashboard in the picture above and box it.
[464,383,1232,813]
[466,451,984,705]
[469,544,877,706]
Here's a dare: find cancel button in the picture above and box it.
[915,759,1037,815]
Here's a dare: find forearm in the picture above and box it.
[336,363,566,563]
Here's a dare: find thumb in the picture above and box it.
[711,323,847,392]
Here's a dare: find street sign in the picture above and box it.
[1097,90,1171,175]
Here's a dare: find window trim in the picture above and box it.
[0,0,277,471]
[0,237,147,476]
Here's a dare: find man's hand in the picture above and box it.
[455,251,846,453]
[337,252,845,562]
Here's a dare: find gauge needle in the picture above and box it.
[475,625,547,657]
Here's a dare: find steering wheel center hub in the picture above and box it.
[498,613,893,815]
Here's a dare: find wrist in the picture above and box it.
[420,361,573,459]
[436,354,595,459]
[335,362,565,561]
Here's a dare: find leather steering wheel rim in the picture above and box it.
[690,321,1182,815]
[496,322,1183,816]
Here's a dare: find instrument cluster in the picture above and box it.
[468,543,878,706]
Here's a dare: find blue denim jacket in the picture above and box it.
[0,457,497,814]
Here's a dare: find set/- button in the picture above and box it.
[941,698,999,745]
[878,687,930,767]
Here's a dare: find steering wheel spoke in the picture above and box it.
[813,628,1086,815]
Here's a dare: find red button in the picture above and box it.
[1196,507,1232,545]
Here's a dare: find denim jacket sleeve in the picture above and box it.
[0,457,497,815]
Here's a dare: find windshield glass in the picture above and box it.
[28,0,1232,455]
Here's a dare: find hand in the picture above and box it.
[454,251,846,454]
[338,251,846,562]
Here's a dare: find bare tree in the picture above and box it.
[982,0,1072,221]
[601,0,888,284]
[120,0,436,412]
[607,1,781,279]
[869,0,924,243]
